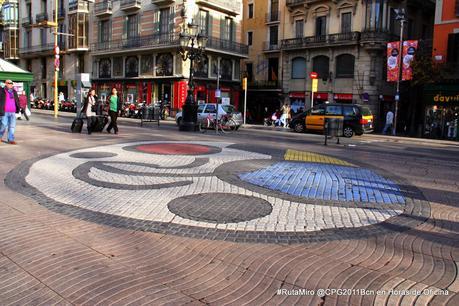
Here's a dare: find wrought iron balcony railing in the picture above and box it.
[360,30,399,42]
[95,1,113,16]
[19,41,66,55]
[120,0,142,11]
[206,37,249,55]
[91,33,180,52]
[248,80,281,89]
[21,16,32,26]
[263,41,281,52]
[36,12,48,23]
[282,32,360,49]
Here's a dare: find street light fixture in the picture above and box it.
[393,8,406,136]
[178,22,207,131]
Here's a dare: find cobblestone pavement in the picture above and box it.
[0,113,458,305]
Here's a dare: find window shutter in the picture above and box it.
[122,16,127,39]
[98,21,102,43]
[207,14,213,37]
[231,19,236,42]
[169,6,175,34]
[220,17,225,40]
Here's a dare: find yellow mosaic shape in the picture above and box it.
[284,149,356,167]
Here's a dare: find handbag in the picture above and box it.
[25,107,31,117]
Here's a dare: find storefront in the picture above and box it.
[333,93,353,103]
[0,59,33,106]
[423,84,459,140]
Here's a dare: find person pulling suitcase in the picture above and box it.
[82,89,97,135]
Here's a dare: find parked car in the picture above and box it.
[175,103,243,127]
[289,103,374,137]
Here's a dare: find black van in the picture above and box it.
[289,103,374,137]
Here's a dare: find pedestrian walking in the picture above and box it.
[59,92,65,103]
[19,91,29,121]
[106,88,121,134]
[280,103,290,128]
[383,109,394,135]
[82,89,97,135]
[0,80,21,144]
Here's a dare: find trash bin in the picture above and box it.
[324,117,344,145]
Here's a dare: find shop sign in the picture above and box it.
[313,92,328,100]
[334,93,353,100]
[433,94,459,103]
[289,92,305,98]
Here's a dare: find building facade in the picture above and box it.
[0,0,19,63]
[18,0,92,101]
[423,0,459,139]
[242,0,435,129]
[90,0,247,115]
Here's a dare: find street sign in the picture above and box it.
[309,72,318,79]
[312,79,318,92]
[242,77,247,90]
[215,89,221,98]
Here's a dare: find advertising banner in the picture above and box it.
[387,41,401,82]
[402,40,418,81]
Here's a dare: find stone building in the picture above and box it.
[0,0,19,63]
[90,0,247,115]
[242,0,435,128]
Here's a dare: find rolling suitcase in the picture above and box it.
[92,116,108,132]
[71,118,83,133]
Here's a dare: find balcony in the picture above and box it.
[120,0,141,12]
[248,80,281,90]
[91,33,180,54]
[95,1,113,17]
[151,0,175,5]
[69,0,89,13]
[206,37,249,56]
[22,16,32,26]
[360,30,399,50]
[196,0,240,16]
[263,41,280,52]
[282,32,361,50]
[265,11,280,23]
[19,43,55,56]
[36,12,49,24]
[286,0,305,7]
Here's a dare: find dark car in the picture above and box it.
[289,103,374,137]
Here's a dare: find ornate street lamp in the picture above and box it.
[178,22,208,131]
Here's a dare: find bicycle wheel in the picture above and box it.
[199,118,211,133]
[220,118,237,134]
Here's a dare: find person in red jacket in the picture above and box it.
[19,91,29,121]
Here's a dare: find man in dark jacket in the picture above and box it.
[0,80,20,144]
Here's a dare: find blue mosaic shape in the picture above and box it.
[239,162,406,205]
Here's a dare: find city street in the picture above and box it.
[0,111,458,305]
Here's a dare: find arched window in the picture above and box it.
[312,56,329,80]
[291,57,306,79]
[125,56,139,77]
[336,54,355,78]
[156,53,173,76]
[194,55,208,78]
[99,58,111,78]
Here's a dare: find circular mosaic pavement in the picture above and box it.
[6,141,430,243]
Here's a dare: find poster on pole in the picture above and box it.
[387,41,401,82]
[402,40,418,81]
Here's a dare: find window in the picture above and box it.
[194,55,208,77]
[312,56,329,79]
[197,105,205,112]
[125,56,139,77]
[246,63,253,82]
[198,10,209,35]
[41,58,46,79]
[40,29,46,45]
[315,16,326,36]
[311,105,325,115]
[156,53,173,76]
[291,57,306,79]
[220,58,233,80]
[341,13,352,33]
[447,33,459,63]
[326,105,342,116]
[159,8,170,34]
[336,54,355,78]
[113,57,123,77]
[127,14,139,38]
[99,58,111,78]
[295,20,304,38]
[99,20,110,43]
[343,106,359,116]
[248,3,254,18]
[222,17,233,41]
[456,0,459,17]
[269,26,278,45]
[205,104,216,113]
[247,32,253,46]
[141,55,154,75]
[78,54,85,73]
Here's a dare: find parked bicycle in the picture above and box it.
[199,113,238,134]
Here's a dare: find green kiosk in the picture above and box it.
[0,59,34,107]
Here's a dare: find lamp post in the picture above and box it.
[178,22,208,131]
[394,8,406,136]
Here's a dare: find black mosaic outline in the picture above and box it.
[4,145,431,244]
[70,152,118,159]
[168,193,273,223]
[123,143,222,155]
